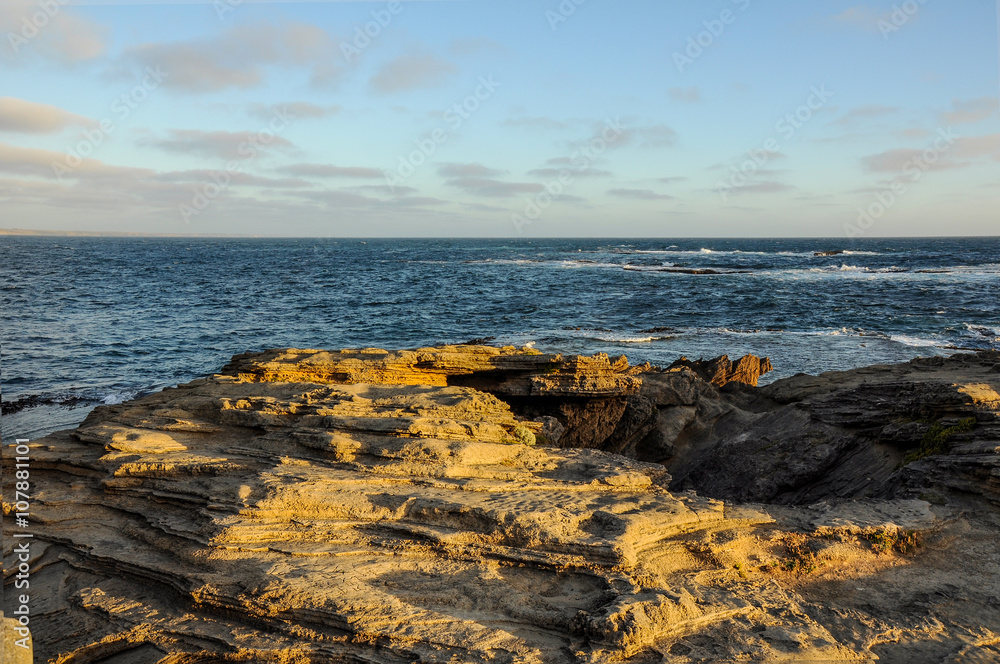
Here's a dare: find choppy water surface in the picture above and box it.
[2,236,998,439]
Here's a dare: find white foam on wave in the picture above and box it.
[626,248,816,258]
[964,323,1000,338]
[586,331,674,344]
[553,328,676,344]
[101,389,140,405]
[889,334,941,347]
[556,260,623,269]
[704,326,897,340]
[480,259,542,265]
[948,263,1000,275]
[471,258,630,270]
[607,336,657,343]
[822,264,909,274]
[622,263,678,271]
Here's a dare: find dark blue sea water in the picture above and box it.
[2,236,998,441]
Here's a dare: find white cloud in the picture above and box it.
[0,0,108,64]
[117,22,344,94]
[0,98,96,134]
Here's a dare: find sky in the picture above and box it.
[0,0,998,237]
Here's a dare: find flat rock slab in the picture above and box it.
[3,346,1000,663]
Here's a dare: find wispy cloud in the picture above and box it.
[437,163,505,178]
[608,188,674,200]
[249,102,341,122]
[0,142,152,181]
[0,98,96,134]
[370,51,457,94]
[155,170,312,189]
[952,134,1000,160]
[116,22,343,93]
[526,156,612,179]
[527,167,611,179]
[444,177,543,198]
[353,184,419,196]
[831,5,886,31]
[940,97,999,125]
[146,129,295,160]
[831,104,898,126]
[668,87,700,103]
[280,163,383,179]
[501,116,569,131]
[862,133,1000,173]
[450,37,507,56]
[0,0,108,64]
[862,148,963,172]
[735,181,796,194]
[620,123,677,148]
[435,162,542,197]
[892,128,932,140]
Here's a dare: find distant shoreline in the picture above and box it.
[0,228,250,238]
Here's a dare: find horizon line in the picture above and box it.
[3,229,999,240]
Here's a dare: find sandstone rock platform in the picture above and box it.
[3,346,1000,663]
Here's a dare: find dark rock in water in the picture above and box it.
[457,336,496,346]
[814,250,846,256]
[1,393,96,415]
[623,266,753,275]
[667,354,774,387]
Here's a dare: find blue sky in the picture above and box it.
[1,0,998,237]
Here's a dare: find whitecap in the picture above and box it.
[890,334,941,347]
[101,389,140,405]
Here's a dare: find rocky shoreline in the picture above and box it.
[3,345,1000,663]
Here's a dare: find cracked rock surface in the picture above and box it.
[3,346,999,663]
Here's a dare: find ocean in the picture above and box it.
[2,236,998,441]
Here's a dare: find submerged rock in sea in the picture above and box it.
[4,345,1000,663]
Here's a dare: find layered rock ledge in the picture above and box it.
[3,346,1000,663]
